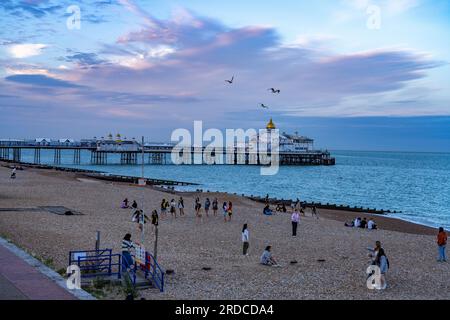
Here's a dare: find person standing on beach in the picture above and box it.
[437,227,447,262]
[227,201,233,222]
[222,202,228,222]
[291,209,300,237]
[368,241,382,264]
[311,206,319,219]
[212,198,218,216]
[10,167,16,179]
[178,197,185,216]
[160,199,168,218]
[121,233,138,271]
[151,210,159,232]
[205,198,211,217]
[170,199,177,218]
[242,224,249,255]
[375,248,389,289]
[195,197,201,216]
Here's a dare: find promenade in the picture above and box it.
[0,239,77,300]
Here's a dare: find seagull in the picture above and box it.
[268,88,281,94]
[260,103,269,109]
[225,76,234,84]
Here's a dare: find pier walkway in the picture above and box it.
[0,238,91,300]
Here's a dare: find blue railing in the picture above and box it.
[68,249,122,279]
[68,248,165,292]
[144,252,165,292]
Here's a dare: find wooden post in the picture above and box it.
[95,231,100,252]
[154,225,158,261]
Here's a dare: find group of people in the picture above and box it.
[345,217,377,230]
[160,198,185,219]
[118,193,447,292]
[240,224,278,266]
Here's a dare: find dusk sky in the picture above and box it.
[0,0,449,151]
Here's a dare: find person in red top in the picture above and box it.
[437,227,447,262]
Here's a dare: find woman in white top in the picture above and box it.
[242,224,249,255]
[291,210,300,237]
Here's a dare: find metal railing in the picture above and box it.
[68,249,122,279]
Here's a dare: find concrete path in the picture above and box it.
[0,238,93,300]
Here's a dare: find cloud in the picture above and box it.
[64,52,107,68]
[5,74,83,88]
[7,43,47,58]
[0,0,63,18]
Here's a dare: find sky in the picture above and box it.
[0,0,449,151]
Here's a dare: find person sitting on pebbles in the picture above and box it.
[260,246,279,266]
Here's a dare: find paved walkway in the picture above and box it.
[0,240,77,300]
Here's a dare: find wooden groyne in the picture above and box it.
[0,160,197,187]
[246,195,400,215]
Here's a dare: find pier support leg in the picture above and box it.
[34,148,41,164]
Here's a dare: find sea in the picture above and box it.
[15,150,450,229]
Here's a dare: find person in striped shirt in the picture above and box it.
[122,233,139,271]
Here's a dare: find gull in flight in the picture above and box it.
[225,76,234,84]
[268,88,281,94]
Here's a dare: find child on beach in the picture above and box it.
[242,224,249,255]
[10,167,16,179]
[212,198,218,216]
[178,197,185,216]
[131,200,138,210]
[437,227,447,262]
[205,198,211,217]
[260,246,278,266]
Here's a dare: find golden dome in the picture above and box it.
[266,118,276,130]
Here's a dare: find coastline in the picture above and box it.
[0,161,448,300]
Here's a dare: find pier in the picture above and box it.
[0,145,335,166]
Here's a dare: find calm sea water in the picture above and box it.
[17,150,450,229]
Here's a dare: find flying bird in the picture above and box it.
[225,76,234,84]
[260,103,269,109]
[268,88,281,94]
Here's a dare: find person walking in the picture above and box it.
[437,227,447,262]
[242,224,249,256]
[291,209,300,237]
